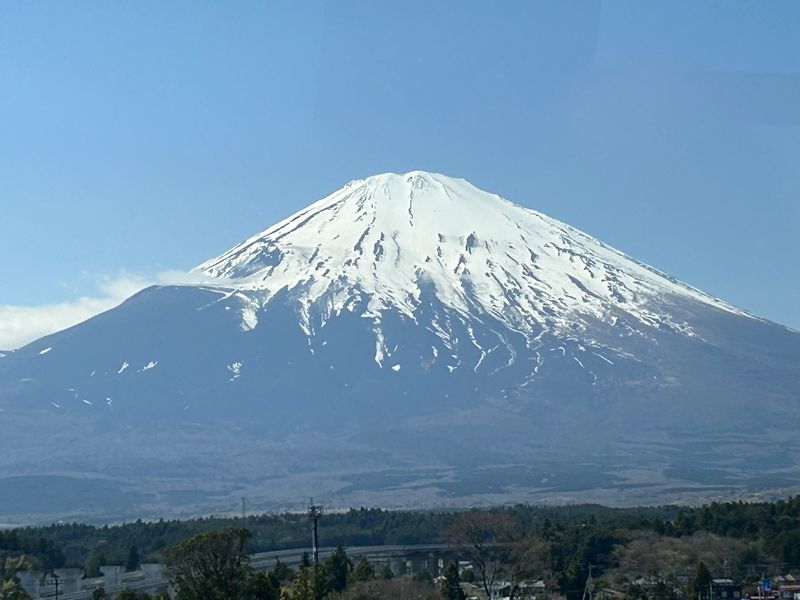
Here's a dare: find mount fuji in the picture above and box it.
[1,171,799,522]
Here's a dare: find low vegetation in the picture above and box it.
[3,497,800,599]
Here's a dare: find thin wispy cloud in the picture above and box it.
[0,271,229,350]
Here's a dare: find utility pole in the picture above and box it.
[52,571,60,600]
[582,566,593,600]
[308,498,323,565]
[241,497,246,519]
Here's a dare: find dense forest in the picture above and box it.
[2,504,676,573]
[4,497,800,598]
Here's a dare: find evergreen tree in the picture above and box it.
[85,552,107,578]
[248,571,281,600]
[290,565,329,600]
[689,562,713,600]
[440,563,466,600]
[351,557,375,583]
[291,568,313,600]
[270,559,293,584]
[91,588,107,600]
[125,546,141,572]
[312,564,331,600]
[378,564,393,580]
[325,546,351,592]
[654,581,674,600]
[414,569,433,585]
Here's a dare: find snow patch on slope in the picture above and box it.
[193,171,753,364]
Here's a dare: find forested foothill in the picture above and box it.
[3,497,800,599]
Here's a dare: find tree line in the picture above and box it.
[6,497,800,599]
[160,527,453,600]
[4,503,677,573]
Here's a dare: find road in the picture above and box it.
[252,543,455,569]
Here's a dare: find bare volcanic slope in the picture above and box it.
[1,172,798,521]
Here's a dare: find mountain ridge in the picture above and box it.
[190,171,759,374]
[0,171,798,522]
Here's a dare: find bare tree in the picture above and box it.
[447,509,517,598]
[507,535,560,599]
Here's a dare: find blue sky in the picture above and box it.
[1,2,799,347]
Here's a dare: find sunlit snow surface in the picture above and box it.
[195,171,750,349]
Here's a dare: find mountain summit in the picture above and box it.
[198,171,746,341]
[1,172,799,521]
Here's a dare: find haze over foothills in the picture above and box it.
[1,2,800,351]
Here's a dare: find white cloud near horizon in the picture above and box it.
[0,270,231,350]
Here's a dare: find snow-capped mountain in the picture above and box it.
[1,171,798,521]
[196,171,748,356]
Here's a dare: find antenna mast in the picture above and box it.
[308,498,323,565]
